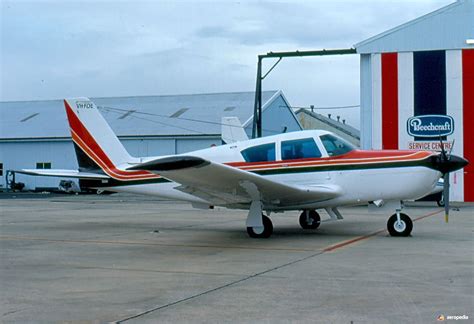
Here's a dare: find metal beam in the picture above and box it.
[252,48,356,138]
[261,48,356,59]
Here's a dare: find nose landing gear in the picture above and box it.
[387,210,413,237]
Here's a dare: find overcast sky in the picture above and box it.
[1,0,454,127]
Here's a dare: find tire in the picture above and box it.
[247,215,273,238]
[299,210,321,230]
[387,213,413,237]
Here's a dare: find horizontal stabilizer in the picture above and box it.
[16,169,109,179]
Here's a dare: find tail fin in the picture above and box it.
[221,117,249,144]
[64,98,133,172]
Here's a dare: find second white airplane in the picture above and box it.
[19,98,468,238]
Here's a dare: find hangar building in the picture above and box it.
[0,91,301,190]
[355,0,474,202]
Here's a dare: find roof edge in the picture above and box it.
[0,90,279,104]
[355,0,461,50]
[242,90,282,127]
[242,90,301,130]
[0,134,221,142]
[295,108,360,139]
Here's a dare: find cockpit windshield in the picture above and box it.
[320,134,355,156]
[241,143,276,162]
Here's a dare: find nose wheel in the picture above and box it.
[387,212,413,237]
[299,210,321,230]
[247,214,273,238]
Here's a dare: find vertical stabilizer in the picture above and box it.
[221,117,249,144]
[64,98,133,170]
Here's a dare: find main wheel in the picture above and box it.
[299,210,321,230]
[387,213,413,237]
[247,215,273,238]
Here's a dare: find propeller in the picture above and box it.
[432,136,468,223]
[439,137,452,223]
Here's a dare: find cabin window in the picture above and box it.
[281,138,321,160]
[241,143,276,163]
[0,163,3,176]
[320,134,355,156]
[36,162,52,169]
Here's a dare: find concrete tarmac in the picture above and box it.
[0,193,472,323]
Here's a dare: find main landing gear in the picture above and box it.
[247,214,273,238]
[299,210,321,229]
[387,209,413,237]
[245,210,322,238]
[242,181,274,238]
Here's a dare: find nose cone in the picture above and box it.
[432,154,469,174]
[448,155,469,172]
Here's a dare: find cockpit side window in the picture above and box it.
[241,143,276,162]
[281,138,321,160]
[320,134,355,156]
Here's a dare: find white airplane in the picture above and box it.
[18,98,468,238]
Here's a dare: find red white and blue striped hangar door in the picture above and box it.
[366,49,474,202]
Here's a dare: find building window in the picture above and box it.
[0,163,3,176]
[241,143,276,163]
[36,162,52,169]
[281,138,321,160]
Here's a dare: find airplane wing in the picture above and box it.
[15,169,109,179]
[128,156,341,207]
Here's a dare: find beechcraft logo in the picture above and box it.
[407,115,454,138]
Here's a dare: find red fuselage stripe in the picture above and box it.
[227,151,434,171]
[71,130,159,180]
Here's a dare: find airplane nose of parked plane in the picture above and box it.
[431,154,469,174]
[449,155,469,172]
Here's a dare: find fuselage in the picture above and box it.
[84,130,442,210]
